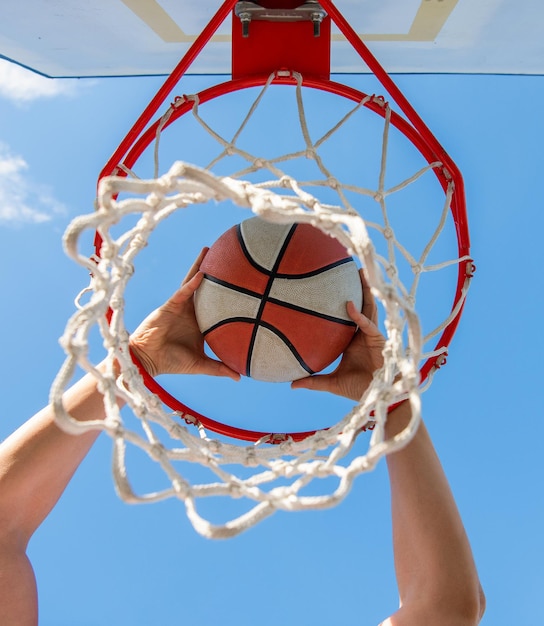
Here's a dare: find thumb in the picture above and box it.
[166,271,204,308]
[291,373,334,394]
[198,355,241,381]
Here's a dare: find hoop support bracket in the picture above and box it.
[232,1,331,80]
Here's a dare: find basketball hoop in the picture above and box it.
[51,0,473,538]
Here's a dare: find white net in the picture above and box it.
[51,71,472,538]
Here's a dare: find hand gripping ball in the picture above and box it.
[194,217,363,382]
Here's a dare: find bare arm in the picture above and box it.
[380,405,485,626]
[0,249,239,626]
[293,271,485,625]
[0,374,105,626]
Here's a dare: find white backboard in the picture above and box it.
[0,0,542,78]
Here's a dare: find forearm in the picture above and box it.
[0,368,112,544]
[0,369,113,626]
[385,403,484,622]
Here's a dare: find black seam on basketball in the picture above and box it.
[202,317,257,337]
[253,321,315,376]
[274,257,353,279]
[246,223,299,377]
[266,298,357,326]
[202,274,263,299]
[236,223,273,276]
[203,316,315,377]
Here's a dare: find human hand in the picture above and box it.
[129,248,241,380]
[291,269,385,401]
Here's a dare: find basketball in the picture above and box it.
[194,217,362,383]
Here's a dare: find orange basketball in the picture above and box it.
[194,217,363,382]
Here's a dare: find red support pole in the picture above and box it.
[99,0,238,182]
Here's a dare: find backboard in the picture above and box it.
[0,0,542,78]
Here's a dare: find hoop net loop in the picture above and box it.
[53,157,425,538]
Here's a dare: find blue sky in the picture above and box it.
[0,57,543,625]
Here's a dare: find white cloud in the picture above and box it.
[0,143,66,225]
[0,59,77,103]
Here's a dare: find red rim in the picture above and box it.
[95,0,471,444]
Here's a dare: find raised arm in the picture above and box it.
[0,249,239,626]
[0,372,106,626]
[379,405,485,626]
[293,270,485,625]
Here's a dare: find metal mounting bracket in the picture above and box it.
[235,1,327,37]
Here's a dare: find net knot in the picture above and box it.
[112,262,134,278]
[277,438,295,454]
[109,297,124,311]
[172,478,189,499]
[110,421,125,439]
[309,431,329,451]
[132,399,148,419]
[166,420,183,439]
[132,234,148,251]
[227,481,243,499]
[371,94,387,108]
[63,341,85,359]
[142,192,159,209]
[244,447,260,467]
[149,442,166,462]
[207,439,221,455]
[374,191,385,202]
[385,264,398,279]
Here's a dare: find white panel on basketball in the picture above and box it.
[194,279,261,331]
[269,262,362,320]
[250,326,310,383]
[239,219,291,271]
